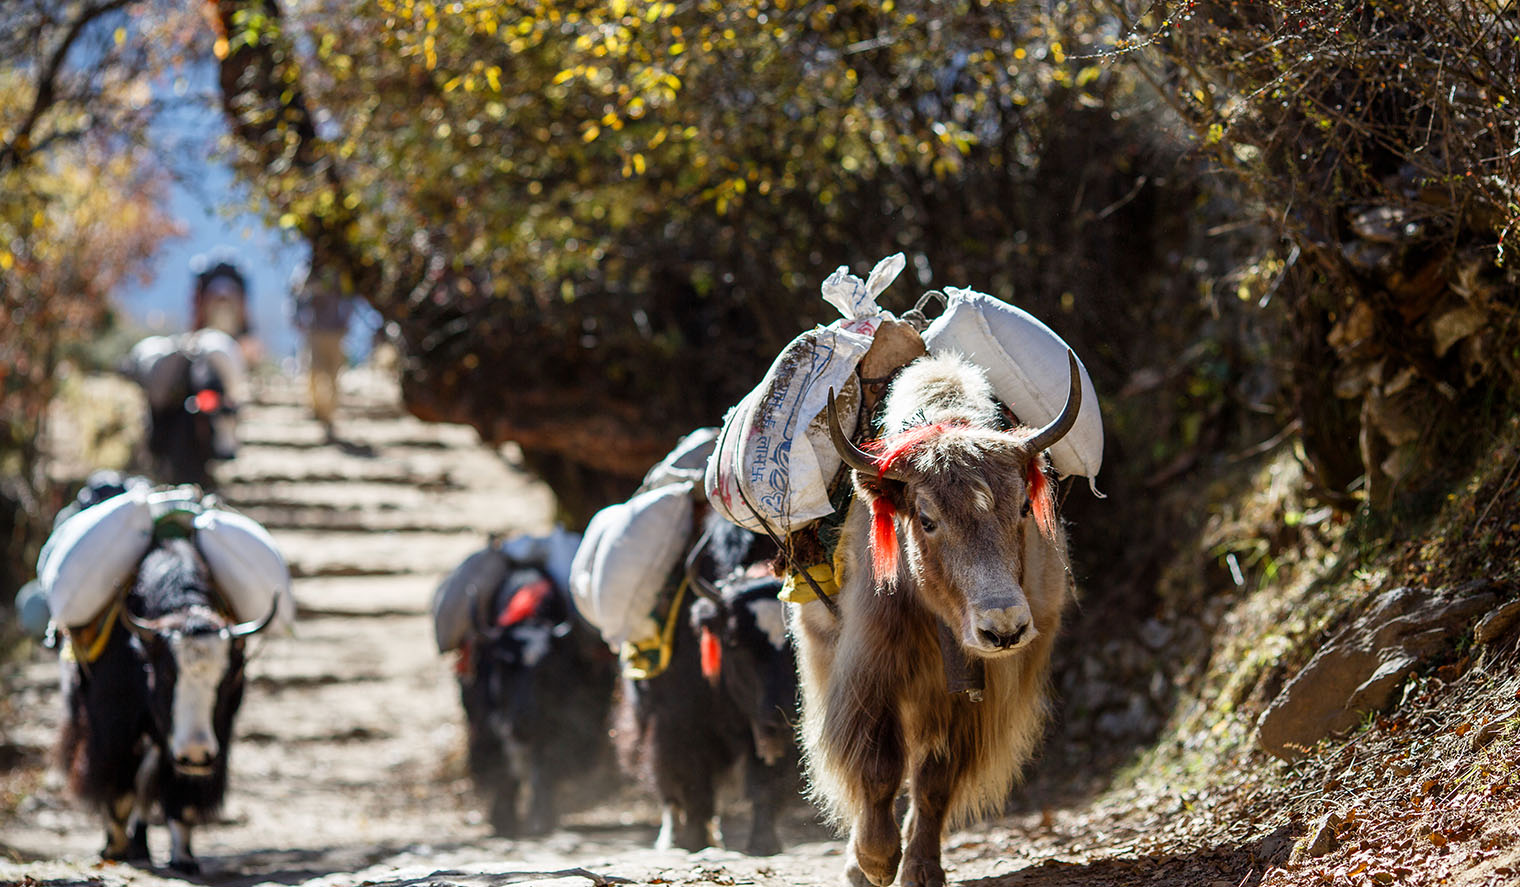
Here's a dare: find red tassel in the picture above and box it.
[1026,462,1056,539]
[700,627,722,682]
[454,642,471,677]
[500,578,553,626]
[871,498,899,585]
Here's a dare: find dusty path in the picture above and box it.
[0,369,1281,887]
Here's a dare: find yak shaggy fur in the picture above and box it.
[792,353,1074,882]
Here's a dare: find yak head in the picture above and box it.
[466,569,571,735]
[828,351,1080,660]
[122,543,275,776]
[688,557,796,766]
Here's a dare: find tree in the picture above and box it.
[208,0,1224,521]
[1,1,179,595]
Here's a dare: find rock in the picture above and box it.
[1256,586,1498,761]
[1290,812,1343,864]
[1474,599,1520,645]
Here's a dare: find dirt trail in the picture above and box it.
[0,369,1277,887]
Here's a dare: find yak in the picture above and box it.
[56,536,275,873]
[457,562,616,837]
[126,335,240,487]
[791,351,1081,887]
[620,514,798,856]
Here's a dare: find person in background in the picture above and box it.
[190,252,262,364]
[291,261,354,437]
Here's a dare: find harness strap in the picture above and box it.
[62,596,126,666]
[619,574,690,681]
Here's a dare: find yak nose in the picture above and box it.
[174,736,218,769]
[971,603,1037,652]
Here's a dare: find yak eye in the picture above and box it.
[918,508,938,533]
[1020,499,1033,518]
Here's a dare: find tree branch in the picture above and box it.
[0,0,135,172]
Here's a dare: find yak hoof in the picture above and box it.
[168,856,201,876]
[900,855,946,887]
[845,844,901,887]
[745,831,781,857]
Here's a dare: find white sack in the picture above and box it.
[127,336,189,411]
[498,525,582,599]
[639,427,719,493]
[192,509,295,632]
[922,286,1104,481]
[570,482,695,649]
[38,488,154,627]
[705,254,904,535]
[186,328,249,405]
[433,546,509,652]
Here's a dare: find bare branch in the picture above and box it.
[0,0,136,172]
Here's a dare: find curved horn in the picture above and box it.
[827,388,908,482]
[1022,350,1083,456]
[228,595,281,638]
[683,525,726,607]
[120,607,160,643]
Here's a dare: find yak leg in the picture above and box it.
[523,755,557,836]
[743,753,783,856]
[167,817,198,874]
[120,745,159,862]
[900,751,955,887]
[843,710,905,887]
[487,774,521,837]
[101,793,140,861]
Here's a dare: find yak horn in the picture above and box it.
[121,608,160,642]
[1022,350,1083,456]
[683,525,726,606]
[827,388,908,482]
[228,596,280,638]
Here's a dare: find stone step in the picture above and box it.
[292,573,445,618]
[232,504,490,534]
[217,450,459,488]
[271,528,536,579]
[238,418,481,451]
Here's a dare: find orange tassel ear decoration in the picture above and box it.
[870,498,900,586]
[1025,461,1057,539]
[700,627,722,683]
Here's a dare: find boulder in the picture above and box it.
[1257,586,1497,760]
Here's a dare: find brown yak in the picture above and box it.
[791,350,1081,887]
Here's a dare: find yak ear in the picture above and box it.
[852,467,907,512]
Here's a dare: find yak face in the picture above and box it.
[857,434,1050,659]
[691,578,797,765]
[833,351,1079,661]
[134,609,246,776]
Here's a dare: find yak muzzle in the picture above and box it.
[965,599,1037,656]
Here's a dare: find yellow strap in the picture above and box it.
[780,562,839,604]
[619,576,690,681]
[63,597,125,665]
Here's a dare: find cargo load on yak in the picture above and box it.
[705,254,908,536]
[567,428,722,677]
[36,483,294,661]
[432,526,583,654]
[705,254,1105,608]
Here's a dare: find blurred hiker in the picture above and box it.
[291,262,354,436]
[190,251,262,364]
